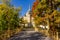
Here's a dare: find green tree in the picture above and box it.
[0,0,21,32]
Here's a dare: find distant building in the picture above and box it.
[23,5,35,27]
[23,5,49,30]
[23,6,31,23]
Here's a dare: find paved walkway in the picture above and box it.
[8,30,53,40]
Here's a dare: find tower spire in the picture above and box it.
[25,4,31,16]
[29,4,30,11]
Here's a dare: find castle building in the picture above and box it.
[23,5,35,27]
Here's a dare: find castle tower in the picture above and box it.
[24,5,31,23]
[23,5,33,27]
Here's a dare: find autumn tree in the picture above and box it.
[32,0,60,32]
[0,0,21,32]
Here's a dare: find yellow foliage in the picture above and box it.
[0,4,9,13]
[55,19,60,23]
[41,0,46,3]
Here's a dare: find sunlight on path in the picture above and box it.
[8,30,53,40]
[33,26,39,32]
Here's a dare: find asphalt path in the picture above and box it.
[8,30,53,40]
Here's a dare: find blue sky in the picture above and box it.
[11,0,35,16]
